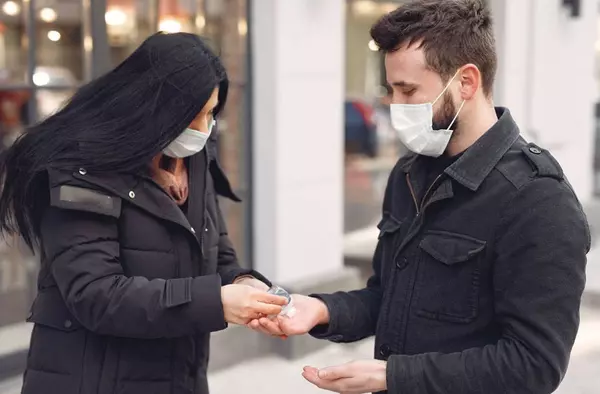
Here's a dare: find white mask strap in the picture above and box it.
[432,70,460,105]
[446,100,466,131]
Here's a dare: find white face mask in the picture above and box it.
[163,119,216,158]
[390,71,465,157]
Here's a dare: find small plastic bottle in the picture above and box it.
[267,285,296,318]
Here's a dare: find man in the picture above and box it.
[250,1,590,393]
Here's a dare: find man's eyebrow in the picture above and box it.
[389,81,418,88]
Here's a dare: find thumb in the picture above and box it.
[259,293,289,306]
[317,365,350,380]
[317,368,334,380]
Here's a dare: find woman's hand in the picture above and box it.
[233,275,270,291]
[221,284,288,325]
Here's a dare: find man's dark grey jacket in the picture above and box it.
[311,108,590,394]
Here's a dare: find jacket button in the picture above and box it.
[379,344,391,358]
[64,319,73,329]
[205,228,208,232]
[396,257,408,269]
[78,168,87,175]
[529,146,542,154]
[128,191,135,199]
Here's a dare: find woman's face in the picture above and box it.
[188,87,219,132]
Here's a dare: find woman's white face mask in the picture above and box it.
[163,119,216,158]
[390,71,465,157]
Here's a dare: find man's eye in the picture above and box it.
[403,89,416,96]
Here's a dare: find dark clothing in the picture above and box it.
[422,153,462,187]
[311,108,590,394]
[21,141,268,394]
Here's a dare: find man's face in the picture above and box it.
[385,43,459,131]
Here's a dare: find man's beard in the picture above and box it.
[432,91,459,138]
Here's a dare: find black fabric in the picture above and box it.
[310,108,590,394]
[22,145,268,394]
[422,153,462,195]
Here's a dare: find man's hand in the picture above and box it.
[247,294,329,338]
[233,275,269,291]
[302,360,387,393]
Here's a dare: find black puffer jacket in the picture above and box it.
[21,142,268,394]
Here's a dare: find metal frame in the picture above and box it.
[244,0,254,269]
[24,0,37,122]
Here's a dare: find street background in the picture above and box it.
[1,0,600,393]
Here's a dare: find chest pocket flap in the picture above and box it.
[419,231,486,265]
[377,214,403,239]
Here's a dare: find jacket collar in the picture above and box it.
[400,107,520,191]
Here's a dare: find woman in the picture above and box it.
[0,32,287,394]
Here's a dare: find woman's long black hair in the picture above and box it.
[0,32,229,250]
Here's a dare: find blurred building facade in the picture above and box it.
[0,0,598,381]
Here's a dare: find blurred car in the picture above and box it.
[345,98,378,158]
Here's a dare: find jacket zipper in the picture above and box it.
[406,173,420,216]
[393,172,443,353]
[200,153,209,262]
[407,173,443,215]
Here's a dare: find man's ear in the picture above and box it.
[457,64,481,100]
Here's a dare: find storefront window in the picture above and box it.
[35,0,83,83]
[202,0,251,266]
[0,0,26,84]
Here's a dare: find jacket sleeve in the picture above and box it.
[307,163,404,343]
[386,177,589,394]
[308,244,383,342]
[41,203,228,339]
[214,197,271,286]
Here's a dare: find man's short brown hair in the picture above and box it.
[371,0,497,96]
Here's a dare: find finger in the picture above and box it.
[318,364,354,380]
[258,317,285,336]
[254,324,273,336]
[247,319,261,330]
[258,293,289,306]
[301,367,321,385]
[302,369,343,392]
[252,302,283,317]
[303,366,319,374]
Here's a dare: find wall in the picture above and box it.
[251,0,346,284]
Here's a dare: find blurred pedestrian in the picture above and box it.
[0,32,286,394]
[250,1,590,393]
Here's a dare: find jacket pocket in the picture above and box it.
[25,289,87,378]
[414,231,486,324]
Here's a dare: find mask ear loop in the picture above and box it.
[432,70,460,105]
[446,100,466,131]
